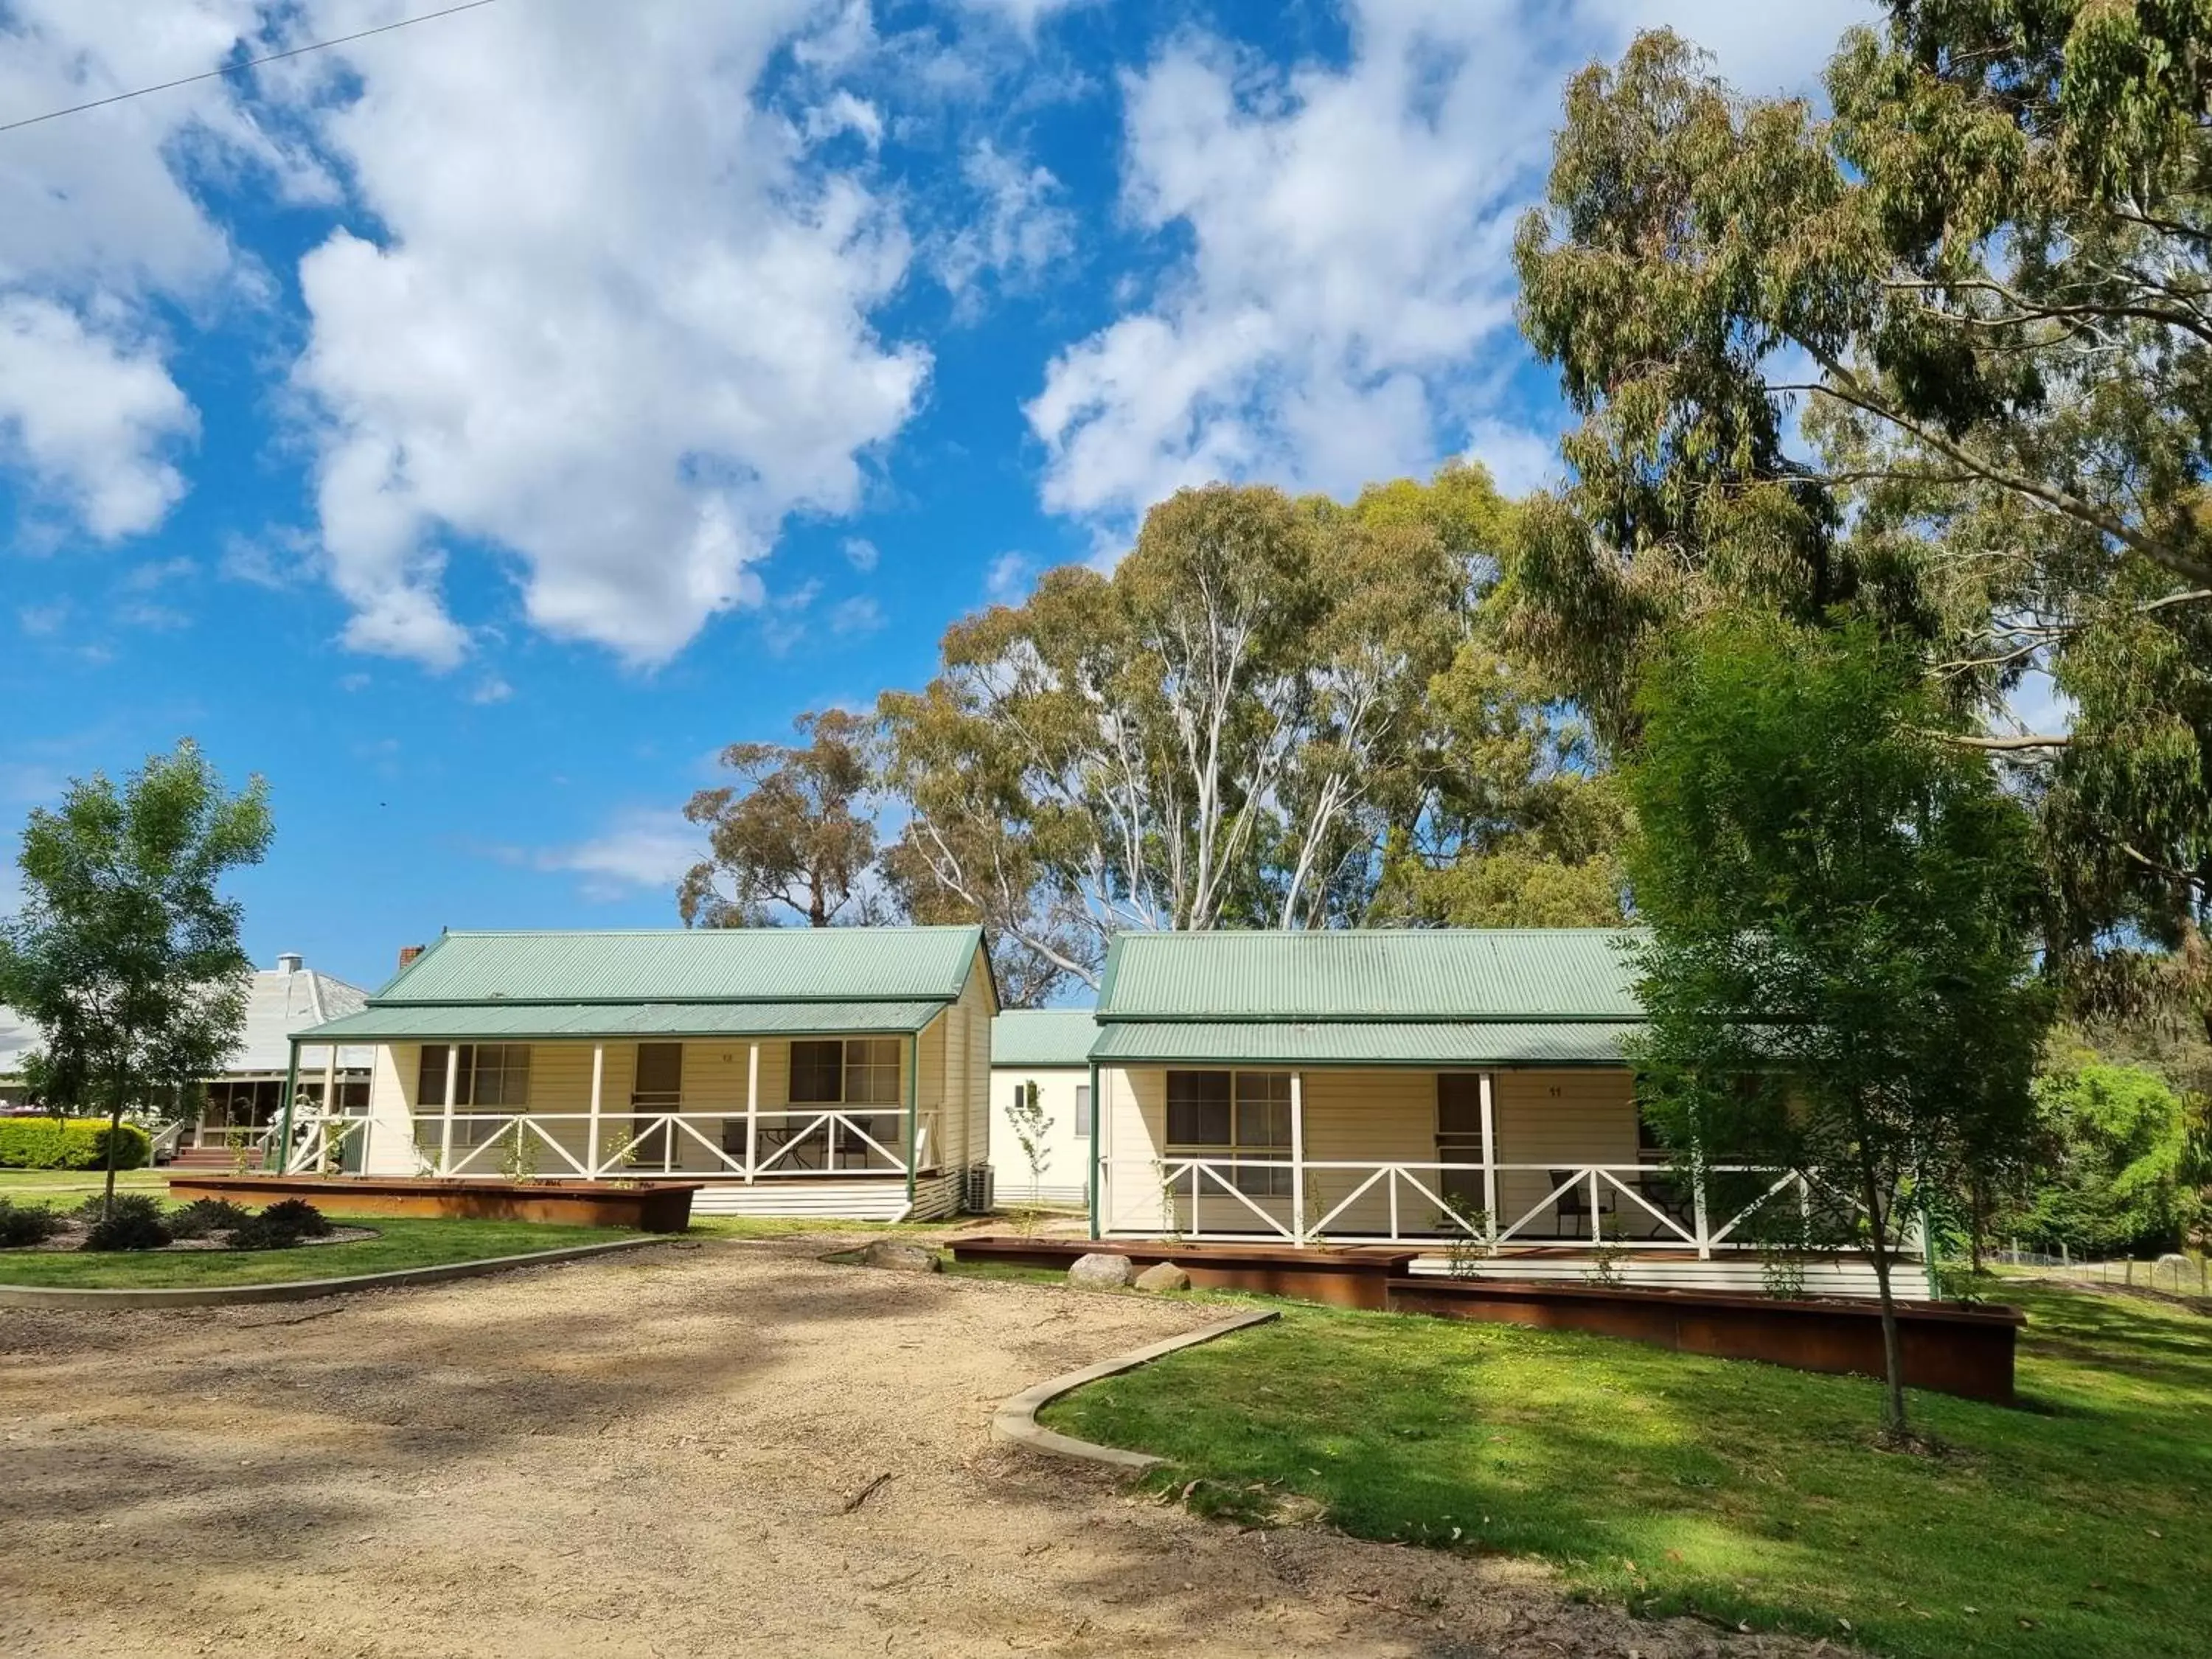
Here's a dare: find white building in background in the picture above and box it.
[987,1009,1096,1208]
[0,955,375,1158]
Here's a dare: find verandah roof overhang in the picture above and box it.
[294,998,950,1044]
[1088,1019,1641,1068]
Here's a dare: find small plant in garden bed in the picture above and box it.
[228,1199,334,1251]
[80,1193,173,1252]
[0,1198,64,1248]
[166,1197,253,1239]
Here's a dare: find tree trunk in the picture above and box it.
[102,1099,124,1220]
[1863,1170,1910,1440]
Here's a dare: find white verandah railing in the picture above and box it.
[279,1107,937,1181]
[1102,1158,1880,1259]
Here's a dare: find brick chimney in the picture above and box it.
[397,944,427,969]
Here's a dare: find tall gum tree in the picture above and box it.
[1508,7,2212,1006]
[880,473,1509,987]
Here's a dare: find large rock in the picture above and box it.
[860,1239,942,1273]
[1134,1261,1191,1293]
[1067,1251,1136,1290]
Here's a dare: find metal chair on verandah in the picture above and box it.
[1550,1169,1615,1241]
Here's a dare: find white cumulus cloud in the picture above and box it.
[282,0,929,669]
[0,298,196,539]
[533,808,704,903]
[1028,0,1872,524]
[0,0,295,545]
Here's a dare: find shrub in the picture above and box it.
[260,1199,333,1237]
[228,1199,333,1251]
[0,1117,153,1171]
[80,1194,172,1252]
[166,1197,252,1239]
[0,1199,63,1248]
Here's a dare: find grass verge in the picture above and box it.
[0,1167,166,1196]
[0,1214,627,1289]
[1041,1281,2210,1659]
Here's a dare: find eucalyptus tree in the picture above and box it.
[881,479,1472,987]
[0,742,271,1215]
[1509,6,2212,1001]
[680,709,879,928]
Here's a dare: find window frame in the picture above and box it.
[788,1037,905,1107]
[1164,1068,1293,1196]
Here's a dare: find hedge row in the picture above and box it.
[0,1118,153,1170]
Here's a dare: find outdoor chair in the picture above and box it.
[1551,1169,1614,1239]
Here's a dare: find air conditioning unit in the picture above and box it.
[963,1163,996,1215]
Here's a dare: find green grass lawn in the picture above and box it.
[0,1167,167,1196]
[1043,1281,2210,1659]
[0,1214,626,1288]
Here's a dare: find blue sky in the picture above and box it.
[0,0,1865,992]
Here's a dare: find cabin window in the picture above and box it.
[416,1044,532,1109]
[1165,1069,1291,1194]
[414,1044,530,1150]
[1074,1084,1092,1138]
[790,1038,902,1105]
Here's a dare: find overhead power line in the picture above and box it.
[0,0,509,136]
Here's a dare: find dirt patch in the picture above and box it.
[0,1236,1839,1658]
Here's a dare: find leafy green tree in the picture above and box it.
[1509,8,2212,1004]
[882,478,1467,984]
[879,465,1615,981]
[2011,1057,2203,1259]
[0,741,272,1215]
[1625,616,2047,1439]
[681,710,878,928]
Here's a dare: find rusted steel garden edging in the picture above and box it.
[1387,1277,2025,1404]
[955,1236,1415,1309]
[0,1236,661,1310]
[167,1174,702,1232]
[992,1309,1281,1471]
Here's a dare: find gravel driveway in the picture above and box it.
[0,1238,1828,1658]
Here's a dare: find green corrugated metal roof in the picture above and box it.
[297,999,947,1043]
[1097,929,1642,1022]
[1089,1020,1638,1067]
[375,926,984,1004]
[990,1010,1098,1068]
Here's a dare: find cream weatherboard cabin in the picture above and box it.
[282,926,998,1221]
[988,1009,1096,1208]
[1088,928,1900,1295]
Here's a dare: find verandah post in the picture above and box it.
[440,1043,460,1175]
[321,1047,338,1166]
[904,1029,919,1213]
[744,1042,759,1184]
[1692,1155,1711,1260]
[587,1043,605,1176]
[1478,1071,1498,1242]
[271,1040,299,1172]
[1289,1070,1306,1245]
